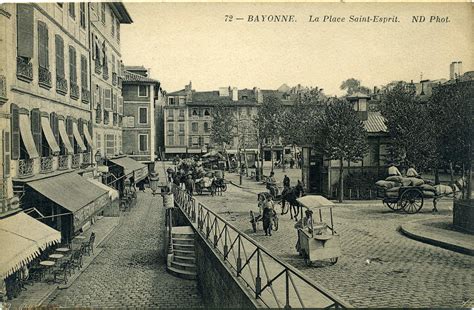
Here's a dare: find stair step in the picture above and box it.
[167,266,197,280]
[173,249,196,257]
[173,244,194,251]
[171,233,194,239]
[171,261,197,272]
[174,255,196,264]
[171,226,194,234]
[172,238,194,245]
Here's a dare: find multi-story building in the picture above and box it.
[122,66,162,163]
[89,2,131,158]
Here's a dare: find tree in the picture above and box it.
[319,98,368,202]
[253,94,283,175]
[340,78,370,95]
[210,104,236,169]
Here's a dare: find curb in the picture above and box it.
[399,221,474,256]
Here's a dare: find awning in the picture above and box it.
[27,172,109,230]
[19,113,39,158]
[58,119,73,153]
[83,123,94,149]
[72,122,87,152]
[0,212,61,280]
[87,178,119,201]
[41,116,60,153]
[108,156,148,182]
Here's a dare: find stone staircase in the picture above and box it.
[167,226,197,280]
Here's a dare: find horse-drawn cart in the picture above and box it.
[382,186,426,214]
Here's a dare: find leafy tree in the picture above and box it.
[319,98,368,202]
[210,104,236,168]
[340,78,370,95]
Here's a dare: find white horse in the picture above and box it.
[432,176,467,212]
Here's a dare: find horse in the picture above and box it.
[280,182,305,221]
[432,176,467,212]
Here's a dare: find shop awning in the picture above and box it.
[87,178,119,201]
[58,119,73,154]
[19,113,39,158]
[72,122,87,152]
[0,212,61,280]
[83,124,94,149]
[108,156,148,182]
[28,172,108,214]
[41,116,60,153]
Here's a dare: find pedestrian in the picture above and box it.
[266,171,278,198]
[129,175,136,191]
[149,171,160,196]
[388,162,402,177]
[290,157,295,169]
[262,197,274,236]
[297,156,302,169]
[185,174,195,196]
[283,174,290,189]
[406,164,420,178]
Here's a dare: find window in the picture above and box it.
[112,93,117,112]
[68,3,75,19]
[192,110,198,116]
[204,122,209,132]
[3,131,11,177]
[168,98,175,105]
[38,21,49,69]
[116,20,120,42]
[79,3,86,29]
[139,107,148,124]
[96,133,102,155]
[204,109,210,116]
[168,109,174,118]
[204,136,210,145]
[57,3,63,8]
[101,3,106,24]
[168,123,174,132]
[179,97,185,104]
[111,13,115,36]
[11,104,20,160]
[80,55,87,89]
[55,35,64,77]
[68,46,77,83]
[17,4,34,61]
[112,54,116,74]
[191,122,198,132]
[104,89,112,110]
[192,137,199,145]
[167,135,174,146]
[179,124,184,133]
[138,85,148,97]
[105,134,114,157]
[242,95,248,100]
[179,109,184,118]
[31,109,42,156]
[139,134,148,152]
[179,136,185,146]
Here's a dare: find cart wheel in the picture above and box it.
[272,216,279,231]
[222,184,227,192]
[401,189,424,214]
[384,200,403,212]
[304,254,312,267]
[329,257,338,265]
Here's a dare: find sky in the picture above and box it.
[121,2,472,96]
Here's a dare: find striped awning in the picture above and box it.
[58,119,73,153]
[41,116,60,153]
[73,122,87,152]
[19,113,39,158]
[0,212,61,280]
[83,124,95,149]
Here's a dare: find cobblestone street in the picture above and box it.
[196,170,474,308]
[45,191,203,308]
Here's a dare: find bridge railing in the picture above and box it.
[172,185,351,309]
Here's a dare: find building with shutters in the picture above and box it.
[89,2,131,159]
[121,66,163,163]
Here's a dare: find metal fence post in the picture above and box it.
[237,235,242,275]
[284,269,291,309]
[223,225,228,259]
[256,248,261,298]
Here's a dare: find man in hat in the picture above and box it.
[185,174,195,196]
[388,163,402,177]
[295,209,313,252]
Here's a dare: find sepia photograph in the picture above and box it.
[0,1,472,308]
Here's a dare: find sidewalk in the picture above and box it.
[400,217,474,256]
[8,215,120,308]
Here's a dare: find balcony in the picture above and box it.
[18,158,34,178]
[70,82,80,100]
[40,156,53,173]
[56,76,68,95]
[58,155,69,170]
[71,154,81,168]
[81,88,90,104]
[17,57,33,82]
[112,72,117,86]
[82,152,91,166]
[103,66,109,81]
[95,58,102,74]
[38,67,52,89]
[0,74,7,104]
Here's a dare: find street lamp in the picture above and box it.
[94,150,102,164]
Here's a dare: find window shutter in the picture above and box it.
[3,131,11,177]
[38,21,49,68]
[188,137,192,146]
[81,55,87,87]
[55,35,64,77]
[118,96,123,115]
[11,105,20,160]
[69,46,76,82]
[113,93,117,112]
[66,117,74,150]
[17,4,34,59]
[50,112,59,145]
[31,109,42,156]
[104,89,111,110]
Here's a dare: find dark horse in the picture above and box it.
[280,182,304,221]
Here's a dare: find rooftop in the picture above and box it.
[364,112,387,133]
[123,70,160,84]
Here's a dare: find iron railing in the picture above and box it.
[38,67,52,89]
[82,152,91,165]
[81,88,90,103]
[40,156,53,173]
[56,76,68,95]
[0,74,7,103]
[18,158,34,178]
[71,154,81,168]
[70,82,80,100]
[16,57,33,82]
[58,155,69,170]
[171,185,350,309]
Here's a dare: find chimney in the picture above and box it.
[450,61,459,79]
[458,61,463,78]
[232,87,238,101]
[256,88,263,104]
[185,81,192,102]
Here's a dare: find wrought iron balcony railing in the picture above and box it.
[18,158,34,178]
[58,155,69,170]
[81,88,90,104]
[0,74,7,104]
[112,72,117,86]
[70,82,80,100]
[38,67,52,89]
[82,152,91,165]
[56,76,68,95]
[40,156,53,173]
[71,154,81,168]
[17,57,33,82]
